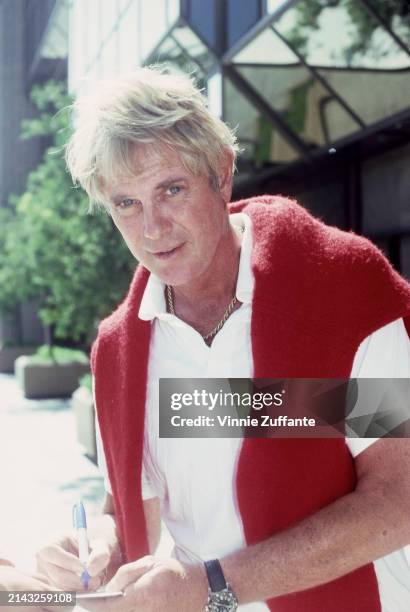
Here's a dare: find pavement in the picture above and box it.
[0,373,172,575]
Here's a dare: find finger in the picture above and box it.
[36,543,84,575]
[40,561,100,592]
[86,538,111,578]
[105,556,155,592]
[25,576,56,591]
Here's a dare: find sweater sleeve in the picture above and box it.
[93,377,157,500]
[347,236,410,346]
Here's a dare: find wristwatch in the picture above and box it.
[204,559,238,611]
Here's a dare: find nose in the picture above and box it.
[142,204,168,241]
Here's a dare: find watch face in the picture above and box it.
[215,596,233,609]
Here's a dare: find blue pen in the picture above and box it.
[73,501,91,589]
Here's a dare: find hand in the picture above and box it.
[0,564,56,612]
[78,556,209,612]
[36,529,114,592]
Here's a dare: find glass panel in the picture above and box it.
[233,26,297,64]
[223,77,300,165]
[366,0,410,50]
[236,64,358,148]
[319,97,358,143]
[319,67,410,126]
[140,0,168,61]
[274,0,410,69]
[172,27,216,72]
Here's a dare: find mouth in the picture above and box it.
[148,244,184,260]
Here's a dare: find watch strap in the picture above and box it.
[204,559,227,592]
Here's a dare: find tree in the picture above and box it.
[0,81,136,347]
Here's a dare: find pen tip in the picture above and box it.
[82,570,90,590]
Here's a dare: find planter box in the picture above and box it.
[15,355,89,399]
[0,346,37,374]
[72,386,97,463]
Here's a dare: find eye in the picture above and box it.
[112,198,141,216]
[118,198,139,209]
[167,185,182,196]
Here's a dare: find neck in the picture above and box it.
[170,219,242,323]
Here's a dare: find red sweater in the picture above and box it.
[92,196,410,611]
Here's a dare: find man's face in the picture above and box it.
[106,145,232,287]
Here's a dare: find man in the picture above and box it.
[37,67,410,611]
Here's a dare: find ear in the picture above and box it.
[217,149,234,204]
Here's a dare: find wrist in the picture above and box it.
[185,563,209,611]
[204,559,238,611]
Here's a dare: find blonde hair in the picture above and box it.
[65,66,239,210]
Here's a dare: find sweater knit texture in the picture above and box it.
[92,196,410,611]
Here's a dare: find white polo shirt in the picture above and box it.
[96,213,410,611]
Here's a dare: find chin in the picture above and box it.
[159,266,201,288]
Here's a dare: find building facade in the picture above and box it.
[1,0,409,344]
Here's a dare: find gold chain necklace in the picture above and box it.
[166,285,238,341]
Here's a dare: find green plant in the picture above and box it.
[0,81,136,347]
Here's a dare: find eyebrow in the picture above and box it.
[110,176,187,205]
[155,176,187,190]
